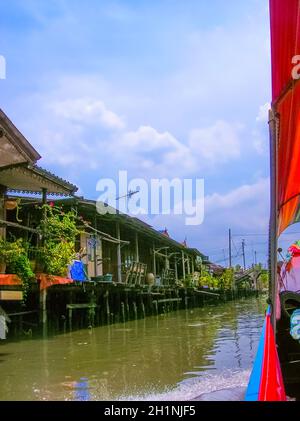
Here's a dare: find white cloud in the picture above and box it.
[23,93,243,176]
[50,97,125,130]
[106,125,192,176]
[121,125,180,152]
[205,178,269,214]
[147,178,270,261]
[189,120,241,165]
[104,120,242,177]
[170,177,269,228]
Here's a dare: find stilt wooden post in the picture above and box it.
[182,251,186,280]
[133,301,137,320]
[40,188,48,336]
[68,306,72,331]
[165,250,169,270]
[116,221,122,283]
[121,301,125,323]
[105,289,110,324]
[135,232,139,263]
[187,256,191,275]
[41,188,48,248]
[98,237,103,276]
[126,291,130,320]
[174,258,178,282]
[184,289,188,309]
[39,288,48,337]
[141,299,145,319]
[0,184,7,239]
[153,243,156,277]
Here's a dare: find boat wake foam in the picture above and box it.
[117,369,250,401]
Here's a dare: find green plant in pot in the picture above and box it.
[0,237,23,273]
[0,238,34,302]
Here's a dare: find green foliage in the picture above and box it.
[7,253,34,303]
[183,274,194,288]
[218,269,234,290]
[40,205,79,242]
[0,237,24,262]
[198,267,234,291]
[198,267,215,288]
[0,238,34,303]
[179,267,234,291]
[43,241,76,277]
[259,271,269,288]
[38,205,81,276]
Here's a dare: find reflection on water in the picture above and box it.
[0,296,266,401]
[74,378,90,401]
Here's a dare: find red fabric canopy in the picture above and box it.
[270,0,300,234]
[37,273,73,291]
[0,274,22,286]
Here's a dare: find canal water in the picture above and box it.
[0,295,266,401]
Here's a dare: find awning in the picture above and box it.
[270,0,300,234]
[0,274,22,286]
[37,273,74,290]
[0,163,77,196]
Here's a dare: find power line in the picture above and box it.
[205,247,229,255]
[232,239,240,254]
[214,248,243,265]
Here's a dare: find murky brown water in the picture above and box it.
[0,296,266,401]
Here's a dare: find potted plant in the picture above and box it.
[0,238,23,274]
[0,238,34,302]
[6,251,35,302]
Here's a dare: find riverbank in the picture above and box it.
[3,282,262,341]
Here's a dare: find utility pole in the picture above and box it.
[242,239,246,270]
[229,229,232,268]
[254,250,257,266]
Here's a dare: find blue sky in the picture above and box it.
[0,0,278,266]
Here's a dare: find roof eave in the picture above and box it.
[0,109,41,163]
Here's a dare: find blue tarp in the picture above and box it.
[70,260,86,282]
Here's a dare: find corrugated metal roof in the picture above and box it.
[1,163,77,196]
